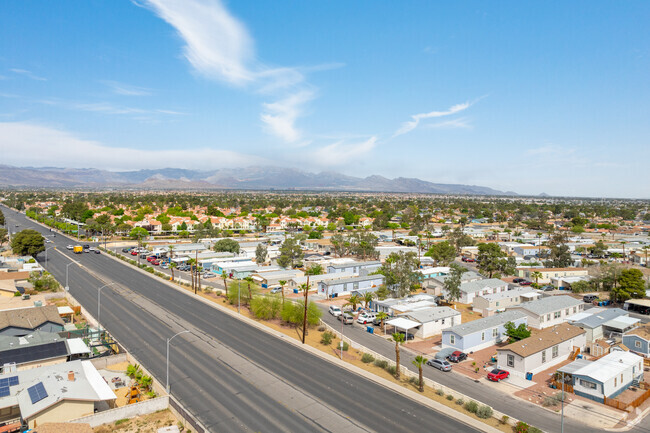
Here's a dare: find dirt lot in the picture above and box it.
[93,409,177,433]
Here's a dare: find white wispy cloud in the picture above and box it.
[140,0,328,143]
[313,137,377,166]
[526,145,576,156]
[37,98,187,118]
[260,90,314,143]
[101,80,153,96]
[393,102,471,137]
[0,122,262,170]
[424,117,473,130]
[10,68,47,81]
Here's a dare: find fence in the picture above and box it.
[70,396,169,427]
[603,383,650,411]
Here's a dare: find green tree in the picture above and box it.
[530,271,543,285]
[129,227,149,240]
[363,291,375,308]
[425,241,456,266]
[379,251,420,298]
[214,239,240,254]
[278,279,287,306]
[612,269,646,302]
[0,208,4,226]
[345,294,362,311]
[412,355,428,392]
[221,271,229,297]
[443,263,467,303]
[255,243,268,264]
[590,240,608,258]
[477,243,516,278]
[374,284,390,300]
[376,311,389,333]
[504,321,531,342]
[0,228,7,247]
[277,237,304,269]
[11,229,45,257]
[542,233,572,268]
[392,333,406,379]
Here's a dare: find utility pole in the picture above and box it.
[561,372,565,433]
[302,275,310,344]
[238,279,241,314]
[196,250,200,293]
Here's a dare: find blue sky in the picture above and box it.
[1,1,648,198]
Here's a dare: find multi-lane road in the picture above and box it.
[2,205,482,433]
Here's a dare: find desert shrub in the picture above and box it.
[436,388,445,396]
[446,394,454,401]
[387,365,397,375]
[501,415,510,425]
[251,295,282,320]
[361,353,375,363]
[456,398,464,406]
[341,341,349,351]
[320,331,333,345]
[408,376,418,385]
[464,400,479,414]
[318,326,326,332]
[374,359,388,369]
[476,405,493,419]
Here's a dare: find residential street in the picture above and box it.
[2,205,481,433]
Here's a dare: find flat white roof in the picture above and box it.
[386,317,420,330]
[604,316,640,330]
[66,338,91,355]
[571,351,642,383]
[57,306,74,315]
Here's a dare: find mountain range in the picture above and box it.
[0,165,516,195]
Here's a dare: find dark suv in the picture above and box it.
[448,351,467,363]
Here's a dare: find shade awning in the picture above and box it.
[386,317,420,330]
[604,316,640,330]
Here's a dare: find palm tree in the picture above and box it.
[412,355,428,392]
[278,279,287,306]
[302,264,324,344]
[169,262,177,281]
[376,311,388,334]
[531,271,543,286]
[221,271,228,297]
[643,246,650,267]
[244,276,254,306]
[392,333,406,379]
[346,294,362,312]
[363,291,375,309]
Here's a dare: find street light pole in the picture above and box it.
[97,282,117,336]
[44,246,55,264]
[166,330,190,393]
[238,279,241,314]
[65,262,74,290]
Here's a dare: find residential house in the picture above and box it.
[443,278,508,305]
[0,332,90,372]
[419,267,450,289]
[568,308,638,342]
[0,307,65,337]
[426,270,483,294]
[251,270,304,288]
[398,307,461,339]
[317,275,385,298]
[0,271,31,296]
[508,295,585,329]
[516,268,589,285]
[326,261,381,275]
[287,271,356,291]
[371,294,438,316]
[558,352,644,402]
[496,324,586,378]
[472,288,541,317]
[513,245,550,258]
[623,324,650,357]
[442,311,528,353]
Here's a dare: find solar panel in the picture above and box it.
[0,378,8,387]
[27,382,48,404]
[0,341,68,366]
[8,376,18,386]
[0,387,9,398]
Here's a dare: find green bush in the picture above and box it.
[476,405,493,419]
[456,398,464,406]
[464,400,479,414]
[361,353,375,363]
[115,419,129,426]
[515,421,529,433]
[251,295,282,320]
[408,377,418,385]
[13,291,21,297]
[529,427,543,433]
[501,415,509,425]
[446,394,454,401]
[387,365,397,375]
[145,267,154,273]
[320,331,333,345]
[341,341,349,351]
[374,359,388,369]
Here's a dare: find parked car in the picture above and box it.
[178,265,190,271]
[357,312,376,325]
[541,285,555,291]
[270,287,283,294]
[93,249,100,254]
[519,280,532,286]
[461,256,475,262]
[512,278,525,283]
[151,260,160,266]
[66,245,74,250]
[583,294,598,303]
[448,351,468,363]
[487,369,510,382]
[122,248,131,253]
[397,331,415,341]
[427,359,452,372]
[338,312,354,325]
[131,250,138,256]
[203,272,216,278]
[328,306,342,317]
[160,262,169,269]
[139,254,147,259]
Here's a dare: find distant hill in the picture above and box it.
[0,164,515,195]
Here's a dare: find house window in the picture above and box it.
[542,350,546,363]
[441,319,445,325]
[493,328,498,338]
[636,341,642,348]
[515,297,519,302]
[540,316,544,323]
[580,379,597,390]
[554,311,561,319]
[481,332,485,341]
[507,354,514,367]
[450,335,455,344]
[565,309,569,315]
[547,314,551,321]
[615,377,617,387]
[552,345,559,358]
[621,374,624,383]
[496,301,500,307]
[573,307,577,313]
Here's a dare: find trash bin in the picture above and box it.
[293,289,299,294]
[526,372,533,381]
[367,326,374,334]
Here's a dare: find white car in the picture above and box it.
[357,312,376,325]
[328,306,342,317]
[66,245,74,250]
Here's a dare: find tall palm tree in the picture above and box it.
[346,294,361,312]
[169,262,177,281]
[376,311,388,334]
[531,271,543,286]
[278,279,287,306]
[412,355,428,392]
[244,276,254,306]
[392,333,406,380]
[363,291,375,309]
[221,271,228,297]
[302,264,324,344]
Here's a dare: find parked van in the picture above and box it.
[583,294,598,303]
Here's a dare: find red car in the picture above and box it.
[487,369,509,382]
[130,251,138,256]
[151,259,160,266]
[461,256,475,262]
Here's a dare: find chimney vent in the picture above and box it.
[68,371,75,381]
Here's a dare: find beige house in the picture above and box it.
[516,268,588,284]
[507,295,585,329]
[497,324,586,378]
[472,288,541,317]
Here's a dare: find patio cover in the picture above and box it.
[604,316,640,331]
[385,317,420,330]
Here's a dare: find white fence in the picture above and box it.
[71,396,169,427]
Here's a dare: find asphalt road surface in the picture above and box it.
[2,206,480,433]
